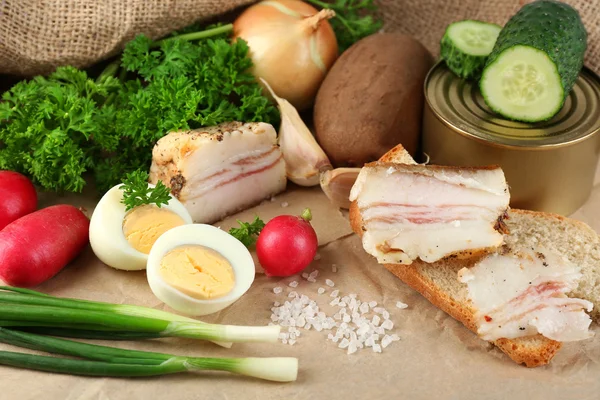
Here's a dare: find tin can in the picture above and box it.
[422,61,600,215]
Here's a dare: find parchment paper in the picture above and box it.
[2,163,600,400]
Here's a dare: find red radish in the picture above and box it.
[0,171,37,230]
[256,208,318,277]
[0,205,90,287]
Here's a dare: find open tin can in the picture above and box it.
[422,61,600,215]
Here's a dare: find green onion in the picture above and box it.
[12,327,163,341]
[0,329,297,382]
[0,287,279,345]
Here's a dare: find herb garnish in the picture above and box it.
[306,0,383,51]
[120,170,171,211]
[228,216,266,247]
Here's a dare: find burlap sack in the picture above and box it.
[0,0,254,76]
[0,0,598,77]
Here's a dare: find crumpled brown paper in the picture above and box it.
[2,164,600,400]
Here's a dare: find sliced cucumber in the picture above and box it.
[480,0,587,123]
[481,46,563,122]
[440,20,501,80]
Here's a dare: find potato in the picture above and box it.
[314,33,434,167]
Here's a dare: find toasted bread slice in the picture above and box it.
[348,145,600,367]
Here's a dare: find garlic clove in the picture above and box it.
[261,78,332,187]
[320,168,361,209]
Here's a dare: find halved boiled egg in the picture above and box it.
[146,224,255,316]
[89,183,193,271]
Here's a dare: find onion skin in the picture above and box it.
[233,0,338,111]
[0,171,37,231]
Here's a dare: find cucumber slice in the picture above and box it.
[440,20,501,80]
[481,46,563,122]
[480,0,587,123]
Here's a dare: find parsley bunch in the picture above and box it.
[0,25,278,194]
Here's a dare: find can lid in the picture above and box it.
[425,62,600,148]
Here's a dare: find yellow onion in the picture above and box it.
[233,0,338,111]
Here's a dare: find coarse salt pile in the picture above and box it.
[269,273,404,354]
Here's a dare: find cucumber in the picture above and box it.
[480,0,587,123]
[440,20,501,80]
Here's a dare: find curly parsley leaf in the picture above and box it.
[120,170,171,211]
[306,0,383,52]
[0,66,120,192]
[228,216,266,248]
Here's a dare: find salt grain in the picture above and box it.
[372,315,381,326]
[325,279,335,287]
[332,264,337,272]
[289,281,298,288]
[339,338,350,349]
[347,343,358,355]
[369,301,377,308]
[281,202,289,208]
[381,335,393,348]
[302,272,309,279]
[330,289,340,298]
[309,270,319,279]
[359,303,370,314]
[396,301,408,309]
[273,287,282,294]
[307,277,317,283]
[381,319,394,330]
[372,344,382,353]
[314,253,321,261]
[317,287,326,295]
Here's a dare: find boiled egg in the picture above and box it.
[146,224,255,316]
[89,183,193,271]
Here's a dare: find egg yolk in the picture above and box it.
[122,205,185,254]
[159,245,235,300]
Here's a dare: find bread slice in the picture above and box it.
[348,145,600,367]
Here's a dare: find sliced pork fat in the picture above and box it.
[149,122,286,224]
[458,248,593,342]
[350,163,510,265]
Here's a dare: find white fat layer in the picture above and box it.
[352,164,509,264]
[151,122,286,224]
[363,220,503,264]
[459,249,594,342]
[354,165,508,208]
[182,155,286,224]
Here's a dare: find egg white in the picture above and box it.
[89,183,193,271]
[146,224,255,316]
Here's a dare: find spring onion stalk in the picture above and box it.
[0,287,232,347]
[0,329,298,382]
[12,327,163,341]
[0,287,279,345]
[0,303,279,343]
